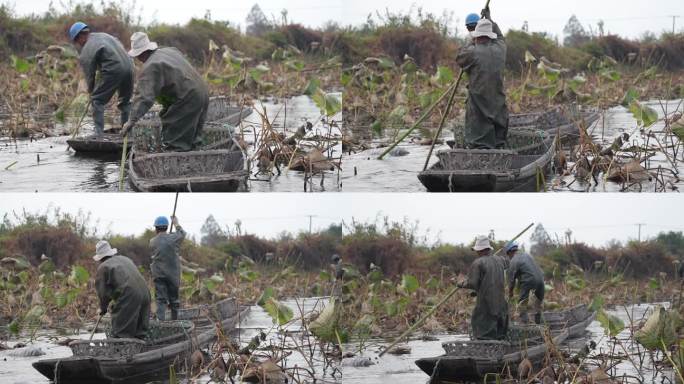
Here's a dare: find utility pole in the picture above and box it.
[673,16,681,34]
[307,215,314,233]
[636,223,646,242]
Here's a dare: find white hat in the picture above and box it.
[472,236,493,252]
[470,19,498,40]
[93,240,118,261]
[128,32,158,58]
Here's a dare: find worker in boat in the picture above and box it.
[69,22,134,136]
[455,6,509,150]
[122,32,209,151]
[457,236,509,340]
[505,242,545,324]
[93,240,151,339]
[150,215,186,320]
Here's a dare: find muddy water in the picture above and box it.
[341,303,675,383]
[0,297,339,384]
[0,94,341,192]
[340,99,683,192]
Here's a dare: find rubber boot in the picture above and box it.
[120,105,131,128]
[156,301,166,321]
[519,311,529,324]
[91,100,106,136]
[170,303,179,321]
[534,312,542,324]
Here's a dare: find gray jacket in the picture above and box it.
[129,47,208,124]
[79,32,134,93]
[508,252,544,292]
[149,226,186,284]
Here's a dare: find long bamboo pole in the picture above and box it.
[422,70,464,171]
[377,81,457,160]
[379,221,534,357]
[169,192,179,233]
[118,135,128,191]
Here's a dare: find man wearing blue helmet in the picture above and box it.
[69,22,134,136]
[465,13,480,33]
[149,215,186,320]
[505,243,545,324]
[456,6,509,149]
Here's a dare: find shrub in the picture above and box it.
[505,29,590,72]
[340,233,412,276]
[375,26,450,70]
[541,243,606,272]
[275,232,341,269]
[2,225,86,268]
[608,241,674,278]
[415,244,476,275]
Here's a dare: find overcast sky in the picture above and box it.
[6,0,684,39]
[1,193,682,248]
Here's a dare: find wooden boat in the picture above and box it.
[67,102,252,155]
[33,298,247,383]
[415,325,568,383]
[128,139,248,192]
[541,304,596,339]
[419,130,557,192]
[67,133,131,154]
[509,106,600,140]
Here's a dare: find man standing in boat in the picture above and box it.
[93,240,151,338]
[505,243,545,324]
[68,22,134,136]
[150,215,186,320]
[457,236,509,340]
[455,6,509,149]
[122,32,209,151]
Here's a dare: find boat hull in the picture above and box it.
[33,299,247,383]
[67,133,129,154]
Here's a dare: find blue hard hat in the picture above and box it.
[69,22,89,41]
[154,216,169,227]
[465,13,480,26]
[504,242,519,253]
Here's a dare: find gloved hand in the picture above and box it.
[171,215,179,227]
[481,6,491,20]
[99,308,107,316]
[122,120,135,137]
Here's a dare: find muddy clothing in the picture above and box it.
[465,253,509,340]
[79,33,135,135]
[508,252,545,322]
[128,47,209,151]
[95,255,151,338]
[150,226,186,320]
[456,21,509,149]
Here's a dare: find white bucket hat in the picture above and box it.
[472,236,493,252]
[128,32,158,57]
[93,240,118,261]
[470,19,498,40]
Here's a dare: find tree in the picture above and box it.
[655,231,684,257]
[530,223,553,256]
[200,215,227,247]
[246,4,271,36]
[563,15,590,47]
